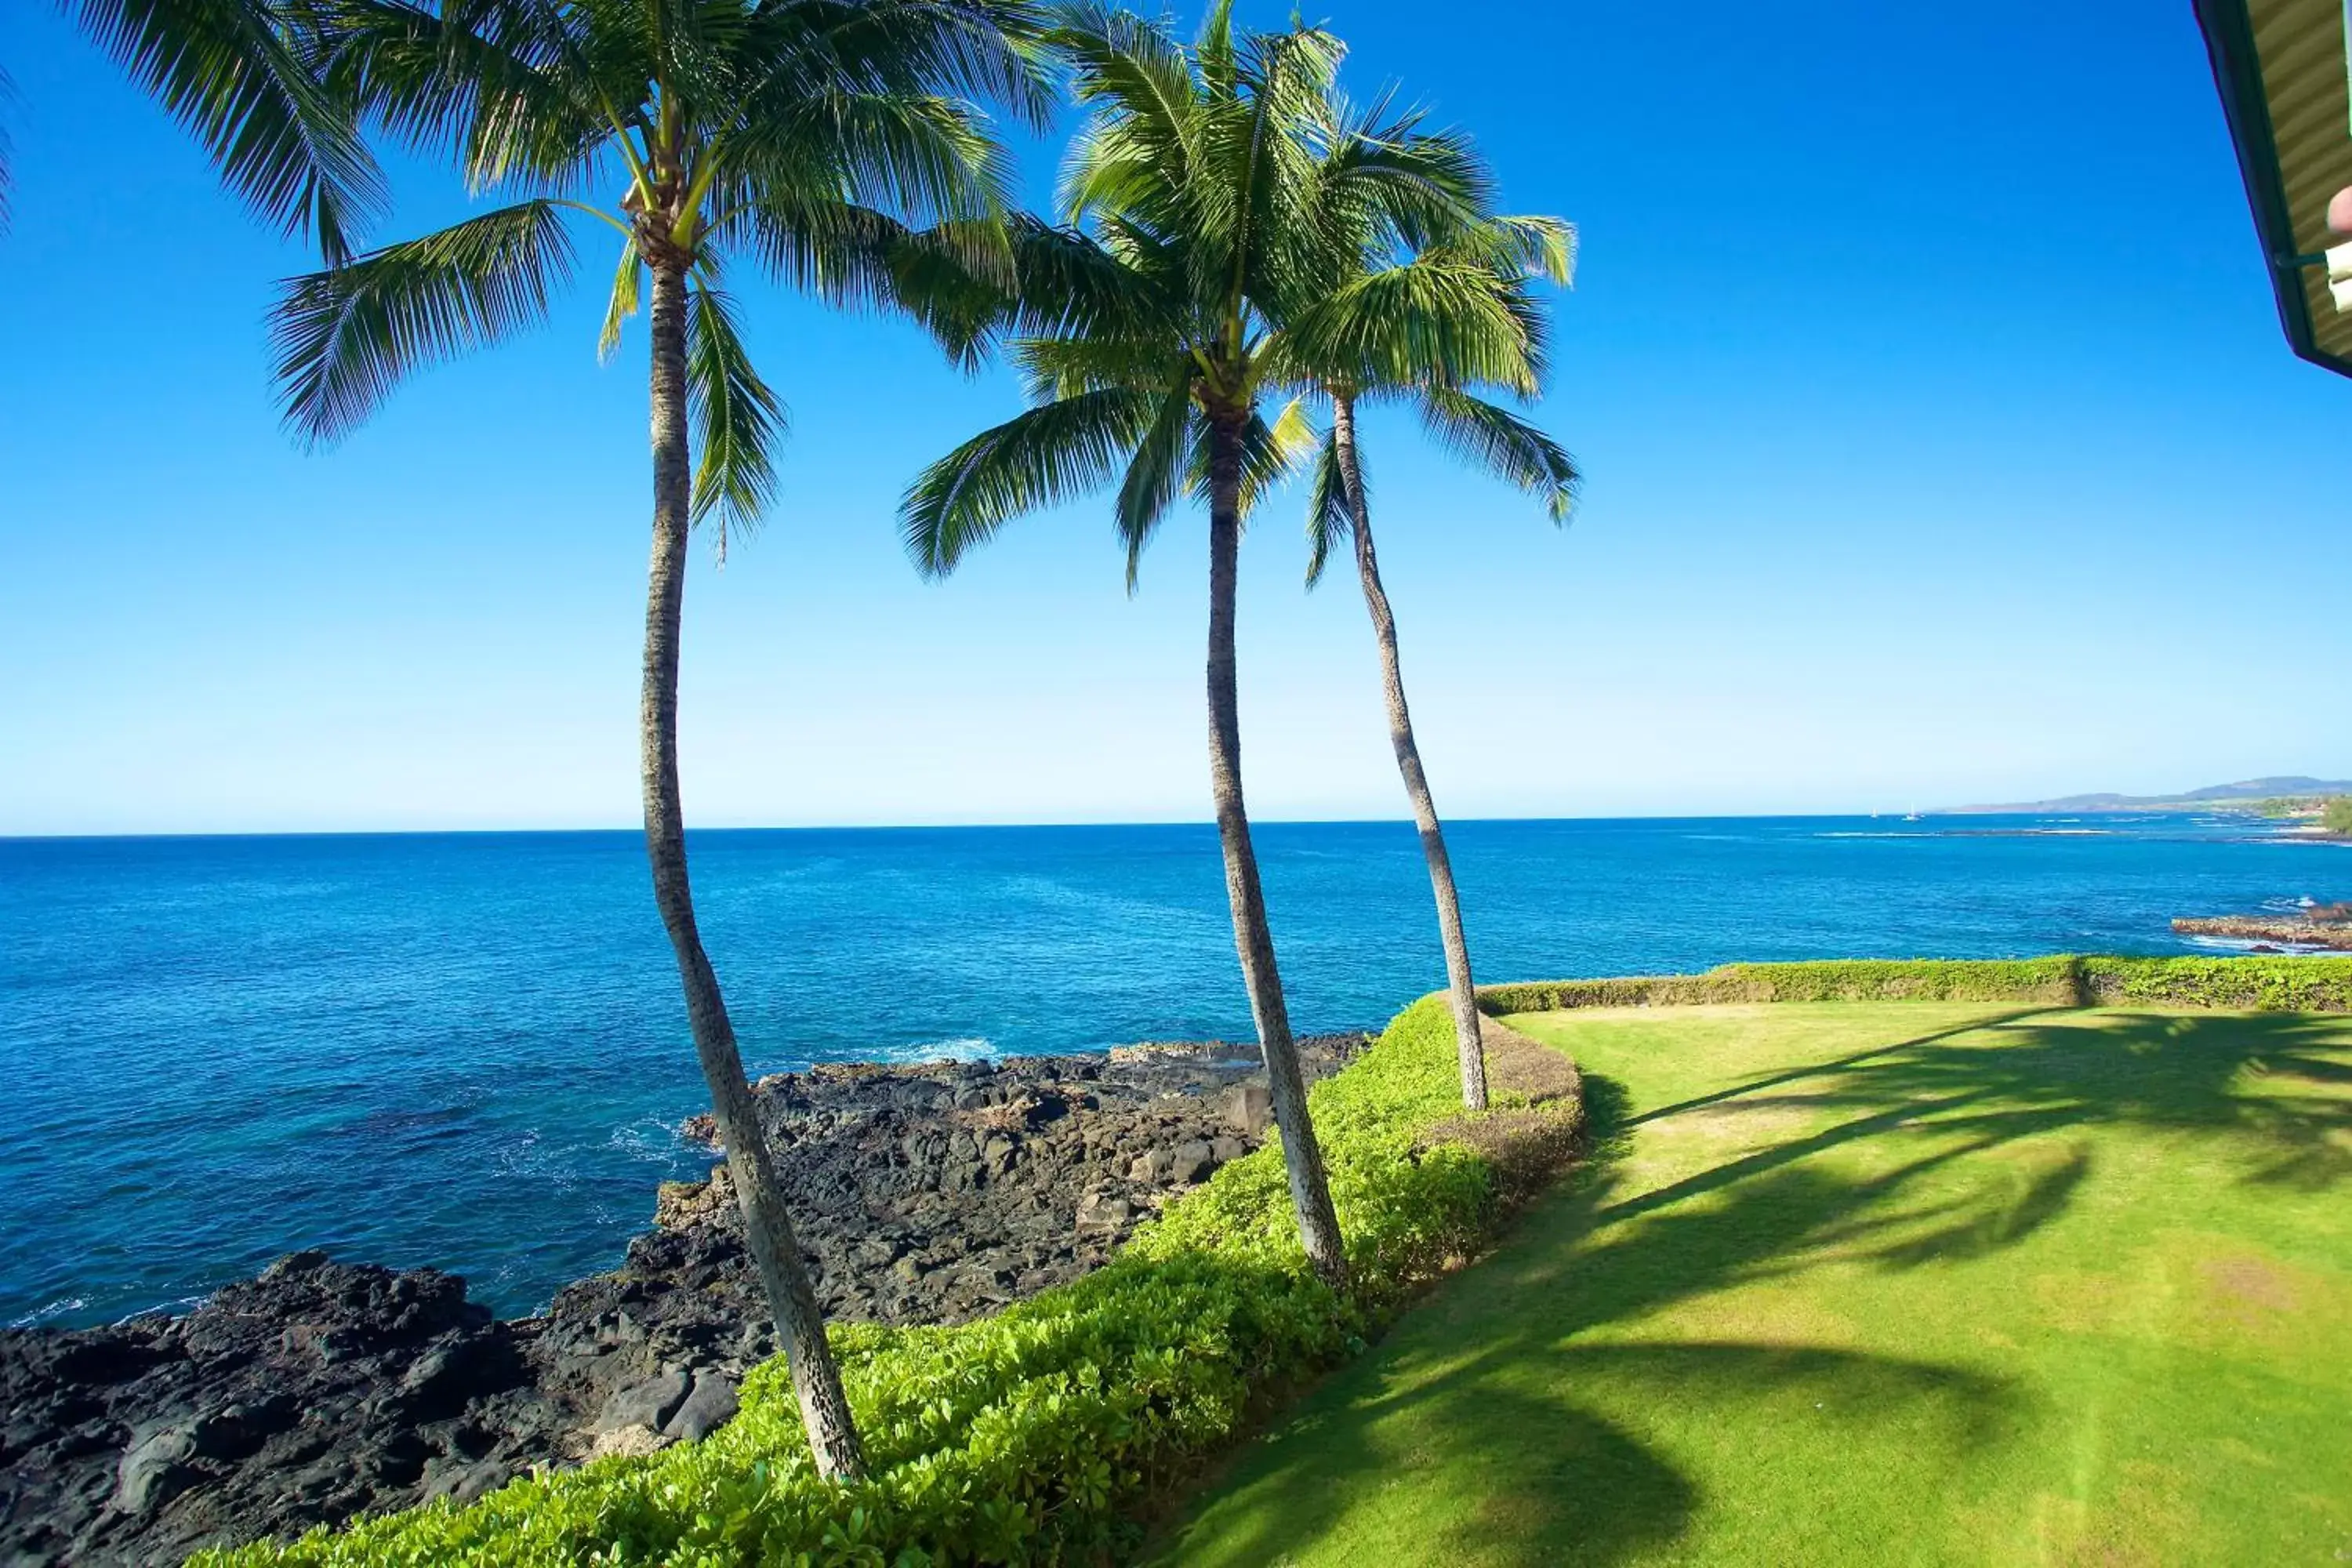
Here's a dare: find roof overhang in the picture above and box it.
[2195,0,2352,378]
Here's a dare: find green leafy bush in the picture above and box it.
[2325,797,2352,834]
[1481,956,2352,1016]
[194,997,1567,1568]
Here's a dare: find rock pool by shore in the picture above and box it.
[0,1034,1365,1567]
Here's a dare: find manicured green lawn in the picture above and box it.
[1154,1003,2352,1566]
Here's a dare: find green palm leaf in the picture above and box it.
[597,234,642,361]
[901,387,1160,576]
[1112,372,1196,586]
[1302,423,1352,588]
[74,0,386,262]
[314,0,612,198]
[1417,387,1579,522]
[685,282,785,555]
[732,89,1016,232]
[273,198,575,445]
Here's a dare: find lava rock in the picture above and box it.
[596,1369,691,1435]
[1168,1141,1217,1185]
[662,1373,739,1443]
[113,1425,199,1516]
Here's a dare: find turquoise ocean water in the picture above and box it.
[2,815,2341,1328]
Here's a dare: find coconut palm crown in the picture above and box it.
[1283,93,1580,1111]
[269,0,1051,1480]
[276,0,1049,540]
[898,0,1498,1288]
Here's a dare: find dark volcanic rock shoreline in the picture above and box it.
[2173,903,2352,952]
[0,1035,1366,1568]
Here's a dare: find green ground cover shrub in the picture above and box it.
[2326,796,2352,833]
[194,996,1566,1568]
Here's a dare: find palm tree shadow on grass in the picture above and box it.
[1158,1008,2352,1565]
[1160,1077,2027,1566]
[1725,1009,2352,1198]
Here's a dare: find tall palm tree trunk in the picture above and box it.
[643,256,866,1480]
[1205,408,1348,1290]
[1330,394,1488,1110]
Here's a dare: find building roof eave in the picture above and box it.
[2194,0,2352,379]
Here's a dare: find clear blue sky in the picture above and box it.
[1,1,2344,834]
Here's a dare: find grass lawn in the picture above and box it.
[1152,1002,2352,1566]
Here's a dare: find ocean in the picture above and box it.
[2,815,2340,1330]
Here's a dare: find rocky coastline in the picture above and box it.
[2172,903,2352,952]
[0,1035,1366,1568]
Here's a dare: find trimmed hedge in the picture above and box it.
[2082,955,2352,1012]
[1479,955,2352,1016]
[1478,956,2085,1014]
[193,996,1576,1568]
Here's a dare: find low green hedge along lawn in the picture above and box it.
[1155,993,2352,1566]
[194,993,1556,1568]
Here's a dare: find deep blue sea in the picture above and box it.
[3,815,2343,1330]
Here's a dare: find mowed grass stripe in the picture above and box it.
[1152,1002,2352,1566]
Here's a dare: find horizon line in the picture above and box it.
[0,806,2218,843]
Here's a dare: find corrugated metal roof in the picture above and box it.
[2198,0,2352,375]
[2249,0,2352,363]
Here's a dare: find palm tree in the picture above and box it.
[1284,112,1578,1110]
[270,0,1047,1479]
[899,2,1481,1290]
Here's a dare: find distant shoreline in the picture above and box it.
[1941,775,2352,816]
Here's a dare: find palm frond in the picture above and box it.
[731,198,1010,368]
[1194,0,1237,99]
[1001,215,1184,343]
[686,282,786,557]
[1240,393,1316,515]
[1483,213,1577,286]
[1113,372,1196,588]
[760,0,1054,132]
[1417,387,1579,522]
[272,198,575,446]
[318,0,612,199]
[599,235,641,361]
[74,0,387,261]
[1014,335,1178,400]
[900,386,1158,575]
[1049,1,1200,188]
[733,89,1014,230]
[1313,112,1490,257]
[1302,420,1353,589]
[1276,251,1543,396]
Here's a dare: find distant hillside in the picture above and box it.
[1943,777,2352,814]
